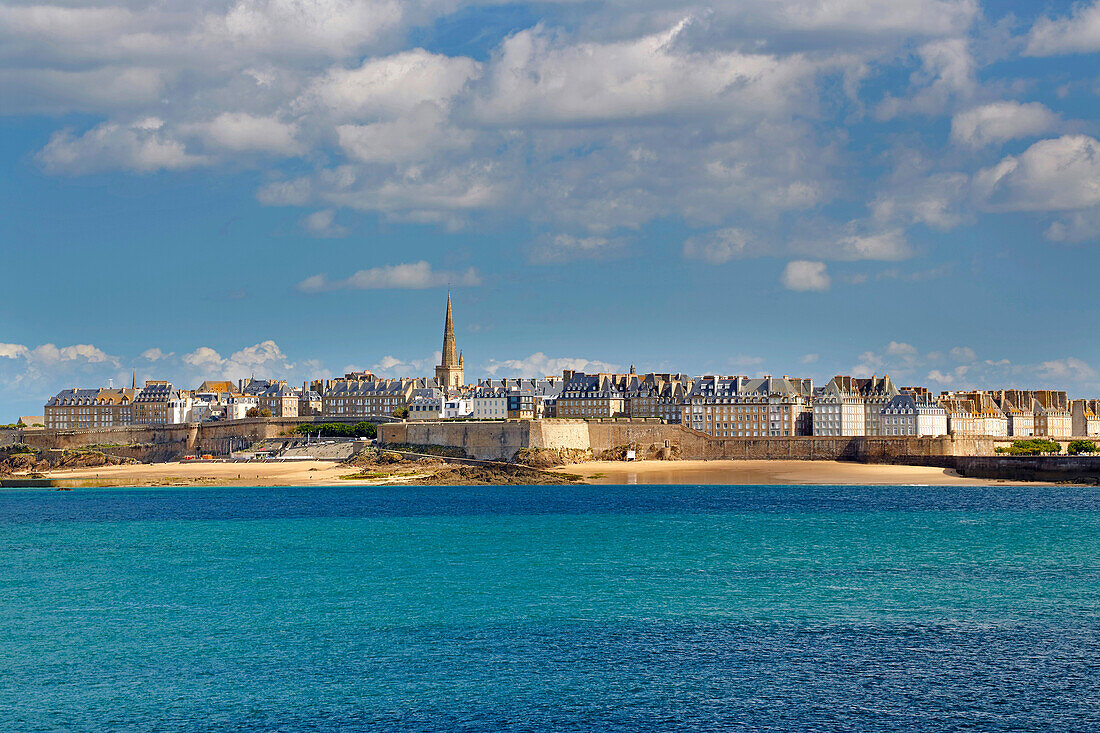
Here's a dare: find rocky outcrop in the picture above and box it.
[54,450,137,469]
[411,464,580,485]
[513,447,593,468]
[595,443,681,461]
[339,448,578,485]
[0,451,50,475]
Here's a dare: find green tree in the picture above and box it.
[352,422,377,438]
[1005,438,1061,455]
[1068,439,1097,456]
[393,407,409,419]
[295,422,375,438]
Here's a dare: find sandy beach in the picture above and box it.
[555,459,1036,486]
[37,460,413,487]
[17,457,1044,487]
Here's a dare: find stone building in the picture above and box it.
[813,375,898,436]
[132,381,176,426]
[255,381,299,418]
[1071,399,1100,437]
[435,293,464,391]
[408,387,445,421]
[467,378,561,420]
[993,391,1036,437]
[530,378,563,418]
[557,371,630,418]
[44,386,137,430]
[298,386,323,417]
[195,380,236,395]
[625,372,692,424]
[322,375,417,418]
[506,389,536,419]
[168,392,194,424]
[684,375,813,437]
[470,380,509,419]
[226,393,259,420]
[442,396,472,419]
[880,393,948,436]
[940,392,1008,436]
[940,397,980,436]
[1034,393,1072,439]
[998,389,1072,438]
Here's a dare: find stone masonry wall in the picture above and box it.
[22,418,1001,464]
[382,421,535,461]
[381,420,997,463]
[951,455,1100,483]
[21,418,314,460]
[0,429,21,448]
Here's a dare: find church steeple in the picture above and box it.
[435,292,465,391]
[441,292,458,368]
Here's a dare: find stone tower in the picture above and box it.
[435,292,464,390]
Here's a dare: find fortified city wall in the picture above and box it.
[951,455,1100,483]
[380,420,998,463]
[19,418,1043,466]
[18,416,396,461]
[0,428,20,448]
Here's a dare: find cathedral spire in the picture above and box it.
[436,292,464,390]
[441,291,458,367]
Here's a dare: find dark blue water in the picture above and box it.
[2,484,1098,731]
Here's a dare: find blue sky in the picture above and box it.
[2,0,1100,418]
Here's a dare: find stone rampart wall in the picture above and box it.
[20,418,324,460]
[0,429,21,448]
[381,420,998,462]
[527,421,591,451]
[951,456,1100,483]
[382,421,534,461]
[579,422,993,462]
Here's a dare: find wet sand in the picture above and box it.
[557,459,1038,485]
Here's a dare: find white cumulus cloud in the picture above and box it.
[203,0,405,57]
[302,208,348,237]
[305,49,480,119]
[297,261,482,292]
[974,135,1100,212]
[37,118,208,174]
[682,228,756,264]
[182,112,302,155]
[474,20,818,125]
[1026,1,1100,56]
[182,340,296,380]
[951,101,1060,148]
[484,352,619,377]
[781,260,830,291]
[0,343,31,360]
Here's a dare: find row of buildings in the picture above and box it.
[43,376,320,430]
[42,368,1100,439]
[40,295,1100,438]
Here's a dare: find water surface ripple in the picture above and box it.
[1,484,1097,731]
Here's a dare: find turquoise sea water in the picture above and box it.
[1,484,1098,731]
